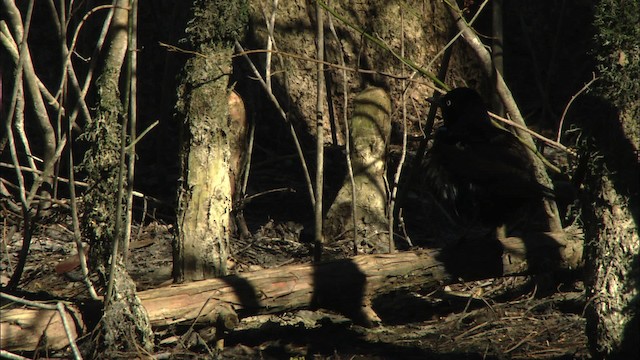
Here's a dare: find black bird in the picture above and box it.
[423,87,553,233]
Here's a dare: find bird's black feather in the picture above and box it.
[423,87,552,229]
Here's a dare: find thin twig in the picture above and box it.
[0,162,159,201]
[426,0,489,70]
[261,0,278,90]
[26,136,68,207]
[56,302,83,360]
[0,350,30,360]
[318,1,447,90]
[453,321,491,341]
[446,0,563,233]
[504,331,539,354]
[63,3,98,297]
[67,133,99,299]
[235,48,426,83]
[234,40,316,207]
[123,0,139,264]
[66,2,118,129]
[314,2,325,262]
[0,291,58,309]
[241,122,255,196]
[0,178,71,209]
[389,8,408,253]
[489,112,577,156]
[395,28,453,223]
[163,43,440,89]
[326,5,358,255]
[556,73,598,143]
[64,4,123,80]
[124,120,159,151]
[0,293,82,359]
[46,0,93,134]
[240,187,295,205]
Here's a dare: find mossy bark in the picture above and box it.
[80,1,153,356]
[173,0,248,281]
[582,1,640,358]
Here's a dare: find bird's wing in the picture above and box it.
[432,136,553,199]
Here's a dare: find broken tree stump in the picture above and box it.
[1,231,581,352]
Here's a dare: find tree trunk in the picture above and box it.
[173,0,249,282]
[245,0,481,146]
[80,1,153,356]
[582,1,640,358]
[241,0,485,256]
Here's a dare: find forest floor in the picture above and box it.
[1,211,589,360]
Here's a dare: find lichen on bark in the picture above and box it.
[582,1,639,358]
[173,0,249,281]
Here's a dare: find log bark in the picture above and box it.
[0,307,84,352]
[1,231,581,351]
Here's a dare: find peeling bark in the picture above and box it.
[173,0,249,281]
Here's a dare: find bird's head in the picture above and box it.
[429,87,492,136]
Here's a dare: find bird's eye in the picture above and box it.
[445,99,452,107]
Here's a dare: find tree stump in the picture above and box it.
[325,87,392,253]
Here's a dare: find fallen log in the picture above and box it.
[1,231,582,351]
[0,304,84,352]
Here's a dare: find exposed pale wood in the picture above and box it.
[0,307,83,351]
[1,231,581,351]
[174,46,234,281]
[174,2,249,282]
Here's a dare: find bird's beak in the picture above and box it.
[426,95,442,106]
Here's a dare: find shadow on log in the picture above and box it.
[0,231,581,352]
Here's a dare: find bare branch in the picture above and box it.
[557,73,598,143]
[2,1,57,209]
[445,1,563,233]
[389,8,408,253]
[123,0,139,265]
[326,5,358,255]
[234,40,316,207]
[0,23,64,113]
[314,2,326,261]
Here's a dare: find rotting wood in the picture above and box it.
[0,231,581,351]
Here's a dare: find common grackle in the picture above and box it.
[423,87,553,232]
